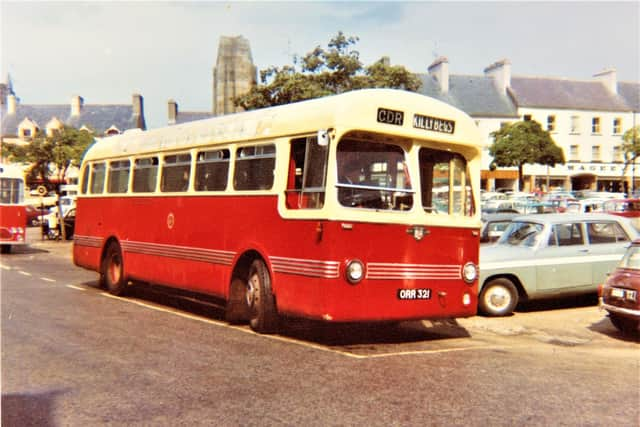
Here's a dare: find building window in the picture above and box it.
[613,146,623,163]
[570,116,580,134]
[21,129,32,138]
[569,145,579,162]
[592,117,601,134]
[523,114,532,121]
[613,118,622,135]
[547,115,556,132]
[592,145,601,162]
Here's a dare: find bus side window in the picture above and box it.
[107,160,131,194]
[195,149,229,191]
[286,137,327,209]
[81,164,90,194]
[90,162,106,194]
[133,157,159,193]
[161,153,192,192]
[234,144,276,191]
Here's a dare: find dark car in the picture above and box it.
[42,208,76,240]
[24,205,50,226]
[599,239,640,334]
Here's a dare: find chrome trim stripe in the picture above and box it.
[73,235,104,248]
[366,262,461,280]
[121,240,235,266]
[270,256,340,279]
[601,302,640,318]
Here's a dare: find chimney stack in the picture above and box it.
[484,59,511,94]
[593,68,617,94]
[7,94,17,114]
[428,57,449,94]
[168,99,178,125]
[71,95,83,116]
[132,93,146,130]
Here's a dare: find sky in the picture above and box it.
[1,1,639,129]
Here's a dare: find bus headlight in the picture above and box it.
[345,259,365,284]
[462,262,478,284]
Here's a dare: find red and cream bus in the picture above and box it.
[73,89,482,333]
[0,163,27,253]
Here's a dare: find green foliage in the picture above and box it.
[3,126,94,186]
[622,125,640,162]
[234,32,422,110]
[489,120,565,189]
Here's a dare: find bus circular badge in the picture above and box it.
[167,213,175,229]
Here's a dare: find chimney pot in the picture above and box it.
[168,99,178,125]
[428,56,449,94]
[71,95,83,116]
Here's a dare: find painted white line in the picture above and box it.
[41,277,56,283]
[66,284,86,291]
[0,264,10,270]
[18,271,32,277]
[99,292,499,359]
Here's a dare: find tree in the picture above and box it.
[234,32,422,110]
[489,120,565,190]
[3,125,94,189]
[621,125,640,177]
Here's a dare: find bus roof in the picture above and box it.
[83,88,482,162]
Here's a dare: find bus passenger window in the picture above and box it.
[419,148,474,216]
[107,160,131,193]
[161,154,192,192]
[195,149,229,191]
[90,162,106,194]
[132,157,159,193]
[81,164,90,194]
[286,137,327,209]
[234,145,276,191]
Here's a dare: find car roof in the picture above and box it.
[511,213,633,224]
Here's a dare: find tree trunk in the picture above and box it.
[518,163,524,191]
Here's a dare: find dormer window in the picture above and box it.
[18,117,39,140]
[105,125,121,136]
[45,117,64,137]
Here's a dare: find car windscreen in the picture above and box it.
[618,245,640,270]
[497,221,544,247]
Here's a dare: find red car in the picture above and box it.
[599,239,640,334]
[24,205,50,227]
[603,198,640,230]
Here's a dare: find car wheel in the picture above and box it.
[246,259,279,333]
[609,313,640,334]
[101,242,127,296]
[479,278,518,316]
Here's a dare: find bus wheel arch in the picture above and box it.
[100,238,127,296]
[228,250,279,333]
[478,275,525,317]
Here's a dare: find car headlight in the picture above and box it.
[462,262,478,284]
[345,259,365,284]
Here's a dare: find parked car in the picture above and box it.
[42,208,76,240]
[599,240,640,334]
[24,205,50,226]
[603,198,640,230]
[480,212,518,244]
[478,213,639,316]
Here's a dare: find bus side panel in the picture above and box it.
[0,205,27,245]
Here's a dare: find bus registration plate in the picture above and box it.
[397,288,431,300]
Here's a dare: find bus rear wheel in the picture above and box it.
[246,259,278,334]
[101,242,127,296]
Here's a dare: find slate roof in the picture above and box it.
[1,103,144,136]
[618,81,640,112]
[174,111,215,125]
[509,77,631,112]
[418,73,519,118]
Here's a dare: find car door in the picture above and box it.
[536,221,592,292]
[584,220,632,287]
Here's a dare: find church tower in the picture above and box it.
[212,36,257,116]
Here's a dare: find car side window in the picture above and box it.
[554,223,584,246]
[587,222,629,244]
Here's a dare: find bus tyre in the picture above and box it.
[1,245,11,254]
[479,278,518,317]
[225,278,250,324]
[102,242,127,296]
[246,259,278,334]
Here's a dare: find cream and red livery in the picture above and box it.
[73,89,482,333]
[0,163,26,253]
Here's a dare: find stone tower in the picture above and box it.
[212,36,257,116]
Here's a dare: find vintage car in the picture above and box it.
[478,213,639,316]
[603,198,640,230]
[480,212,518,244]
[599,240,640,334]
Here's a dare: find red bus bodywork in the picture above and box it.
[74,195,478,322]
[0,204,27,248]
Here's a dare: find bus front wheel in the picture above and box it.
[101,242,127,296]
[246,259,279,333]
